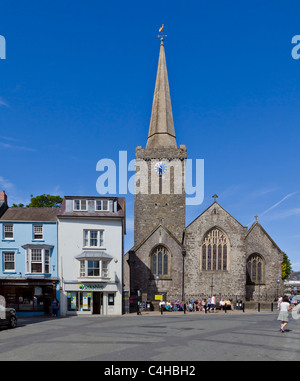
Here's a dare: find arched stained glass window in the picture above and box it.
[246,254,265,284]
[201,228,229,271]
[151,246,170,277]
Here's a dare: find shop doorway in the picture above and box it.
[93,292,103,314]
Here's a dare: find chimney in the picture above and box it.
[0,190,8,207]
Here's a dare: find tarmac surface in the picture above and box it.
[0,309,299,362]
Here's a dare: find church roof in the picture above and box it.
[245,220,283,253]
[128,223,184,253]
[146,38,177,148]
[185,199,247,231]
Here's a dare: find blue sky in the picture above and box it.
[0,1,300,269]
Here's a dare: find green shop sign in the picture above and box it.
[78,284,105,290]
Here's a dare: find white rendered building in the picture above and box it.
[58,196,125,316]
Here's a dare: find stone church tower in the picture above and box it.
[134,37,187,246]
[126,36,187,302]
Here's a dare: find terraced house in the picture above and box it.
[0,191,59,316]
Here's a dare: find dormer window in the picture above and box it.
[73,199,87,211]
[95,199,109,211]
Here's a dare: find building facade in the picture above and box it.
[58,196,125,316]
[0,191,60,316]
[124,37,284,307]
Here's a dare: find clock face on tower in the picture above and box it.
[154,161,167,175]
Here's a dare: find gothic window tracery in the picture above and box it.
[246,254,265,284]
[201,228,229,271]
[151,245,170,277]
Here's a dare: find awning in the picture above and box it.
[75,251,113,260]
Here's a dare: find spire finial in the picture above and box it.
[255,214,258,222]
[158,24,167,44]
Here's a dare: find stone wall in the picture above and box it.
[184,202,248,300]
[245,223,283,301]
[128,226,184,301]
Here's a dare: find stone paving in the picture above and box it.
[0,310,299,362]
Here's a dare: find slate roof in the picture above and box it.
[0,207,59,222]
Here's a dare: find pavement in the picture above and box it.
[0,309,299,363]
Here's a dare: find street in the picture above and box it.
[0,310,299,362]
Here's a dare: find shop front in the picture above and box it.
[0,278,59,316]
[62,282,120,316]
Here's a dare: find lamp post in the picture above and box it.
[182,250,186,302]
[155,274,160,292]
[276,279,281,300]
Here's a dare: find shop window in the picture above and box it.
[67,291,92,311]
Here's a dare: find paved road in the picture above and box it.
[0,310,299,362]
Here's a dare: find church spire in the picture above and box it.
[146,26,177,148]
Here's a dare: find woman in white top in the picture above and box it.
[277,295,290,333]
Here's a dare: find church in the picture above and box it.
[124,33,283,308]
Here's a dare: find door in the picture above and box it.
[93,292,103,314]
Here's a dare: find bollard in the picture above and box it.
[258,303,260,312]
[242,303,245,313]
[271,303,273,312]
[161,305,163,315]
[184,304,186,314]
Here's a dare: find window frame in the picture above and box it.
[246,253,265,285]
[3,224,14,240]
[73,199,88,211]
[151,245,171,279]
[33,224,43,240]
[3,251,15,272]
[25,247,51,274]
[95,199,109,212]
[83,230,104,249]
[78,259,110,279]
[201,228,229,272]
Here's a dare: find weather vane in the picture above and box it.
[158,24,167,42]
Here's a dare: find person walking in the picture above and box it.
[211,295,216,313]
[278,295,290,333]
[202,298,207,313]
[52,298,59,317]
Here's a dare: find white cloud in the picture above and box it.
[259,192,298,217]
[0,141,36,152]
[0,97,9,108]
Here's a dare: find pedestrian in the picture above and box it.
[211,295,216,312]
[202,298,207,313]
[52,298,59,317]
[277,295,290,333]
[277,295,282,310]
[207,297,211,312]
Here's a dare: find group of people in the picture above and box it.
[159,296,233,313]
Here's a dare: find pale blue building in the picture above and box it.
[0,191,60,316]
